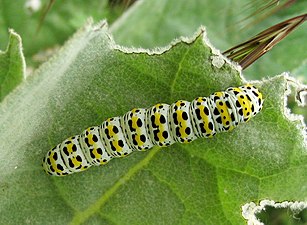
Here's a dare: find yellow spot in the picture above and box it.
[112,140,123,152]
[233,89,252,121]
[157,130,165,142]
[80,166,88,171]
[177,110,188,138]
[135,134,144,146]
[107,125,116,137]
[216,100,231,127]
[88,133,95,146]
[154,112,165,142]
[129,111,144,147]
[99,160,107,165]
[175,101,182,106]
[198,105,211,134]
[92,148,101,159]
[71,157,82,168]
[196,97,203,103]
[132,115,141,132]
[50,152,61,173]
[237,94,252,120]
[66,143,75,154]
[215,92,223,97]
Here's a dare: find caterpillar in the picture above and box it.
[42,84,263,176]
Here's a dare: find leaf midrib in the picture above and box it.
[69,146,161,225]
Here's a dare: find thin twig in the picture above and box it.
[239,0,296,29]
[224,14,307,69]
[36,0,55,33]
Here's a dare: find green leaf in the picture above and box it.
[0,0,122,68]
[0,20,306,225]
[111,0,307,79]
[0,29,25,101]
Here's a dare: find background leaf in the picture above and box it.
[110,0,307,79]
[0,0,123,68]
[0,29,25,101]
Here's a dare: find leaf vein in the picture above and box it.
[69,146,161,225]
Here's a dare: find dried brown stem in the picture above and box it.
[36,0,55,33]
[223,14,307,69]
[240,0,296,29]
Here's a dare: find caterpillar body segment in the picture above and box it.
[169,100,196,143]
[147,103,175,147]
[80,126,112,166]
[122,108,154,151]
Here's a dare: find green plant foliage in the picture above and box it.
[0,29,25,101]
[0,0,122,67]
[0,19,306,225]
[1,0,306,80]
[110,0,307,79]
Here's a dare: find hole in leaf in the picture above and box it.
[256,206,307,225]
[286,83,307,125]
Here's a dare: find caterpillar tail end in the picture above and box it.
[42,139,92,176]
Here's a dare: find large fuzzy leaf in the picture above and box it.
[0,20,306,225]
